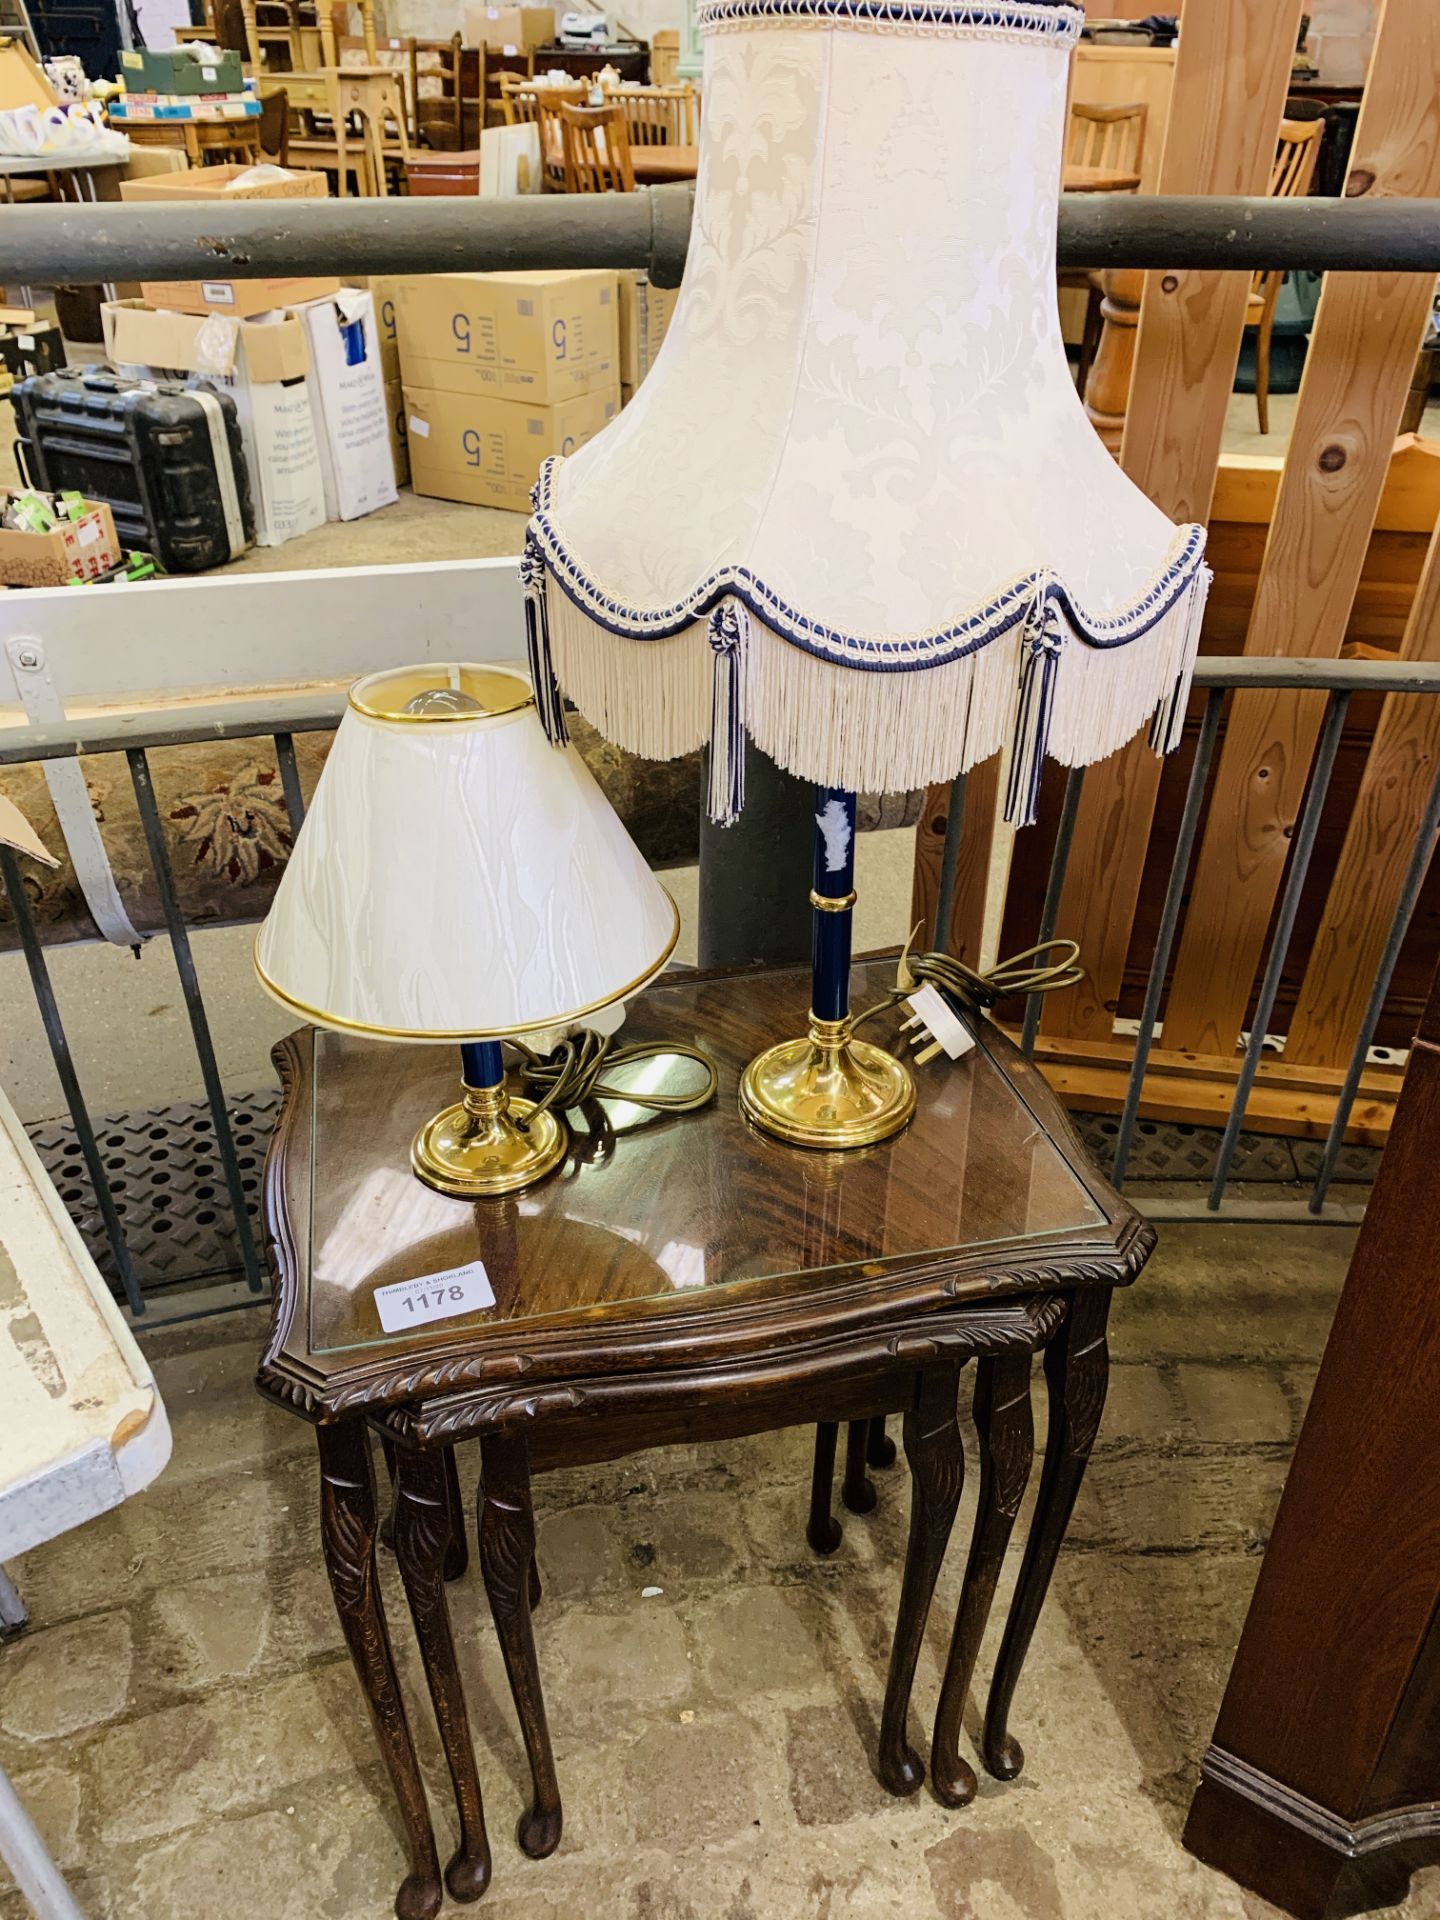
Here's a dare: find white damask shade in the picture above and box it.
[523,0,1209,827]
[254,664,679,1041]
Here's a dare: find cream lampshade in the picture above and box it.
[255,662,679,1195]
[523,0,1209,827]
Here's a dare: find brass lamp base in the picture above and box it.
[739,1013,916,1151]
[411,1081,567,1198]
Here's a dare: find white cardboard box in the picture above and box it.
[102,299,326,548]
[295,289,399,522]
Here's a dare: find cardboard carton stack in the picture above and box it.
[118,165,338,316]
[0,308,65,394]
[106,168,396,545]
[462,5,555,54]
[618,272,680,404]
[112,44,260,126]
[393,270,620,512]
[370,279,409,485]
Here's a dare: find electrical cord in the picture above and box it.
[850,931,1085,1036]
[510,1028,719,1132]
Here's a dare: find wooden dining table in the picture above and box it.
[629,143,699,184]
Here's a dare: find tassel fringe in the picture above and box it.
[706,600,748,826]
[1148,563,1211,756]
[520,531,569,746]
[541,558,1210,823]
[1004,578,1063,829]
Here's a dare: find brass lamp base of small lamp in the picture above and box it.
[411,1079,568,1198]
[740,1012,916,1151]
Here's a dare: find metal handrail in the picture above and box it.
[4,656,1439,767]
[11,189,1440,286]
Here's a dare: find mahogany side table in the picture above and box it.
[256,959,1152,1916]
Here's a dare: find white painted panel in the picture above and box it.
[0,556,525,707]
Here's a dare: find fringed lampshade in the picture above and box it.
[521,0,1211,1153]
[523,0,1208,831]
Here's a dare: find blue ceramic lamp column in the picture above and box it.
[739,787,916,1150]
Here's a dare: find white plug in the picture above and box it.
[900,982,975,1066]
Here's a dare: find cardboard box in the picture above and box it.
[0,40,58,112]
[462,5,554,52]
[385,376,409,487]
[370,278,403,387]
[109,95,259,120]
[297,290,398,522]
[0,310,65,381]
[120,164,330,203]
[0,496,121,587]
[393,270,617,405]
[618,272,680,390]
[102,299,327,548]
[138,274,342,320]
[121,46,245,95]
[403,383,619,512]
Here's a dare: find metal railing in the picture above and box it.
[11,189,1440,286]
[2,653,1437,1312]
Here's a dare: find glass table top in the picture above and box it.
[300,960,1104,1358]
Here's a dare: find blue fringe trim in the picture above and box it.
[520,528,569,747]
[528,458,1207,673]
[706,600,748,827]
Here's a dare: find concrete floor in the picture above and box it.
[4,1222,1437,1920]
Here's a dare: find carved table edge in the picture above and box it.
[369,1296,1072,1448]
[255,1223,1150,1425]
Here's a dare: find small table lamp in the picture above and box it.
[254,663,679,1197]
[520,0,1210,1151]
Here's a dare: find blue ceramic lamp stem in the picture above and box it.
[811,787,857,1024]
[462,1039,505,1091]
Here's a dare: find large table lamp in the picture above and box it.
[254,663,679,1197]
[522,0,1210,1150]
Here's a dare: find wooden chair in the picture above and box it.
[257,83,290,163]
[519,82,589,191]
[1062,101,1148,399]
[603,81,696,147]
[498,72,584,125]
[414,33,465,150]
[1065,98,1148,176]
[1246,116,1324,434]
[251,0,305,71]
[555,100,635,193]
[338,33,417,140]
[650,27,679,86]
[330,66,411,196]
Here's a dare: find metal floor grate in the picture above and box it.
[28,1090,278,1292]
[1072,1112,1382,1188]
[27,1091,1382,1301]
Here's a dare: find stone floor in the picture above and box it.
[4,1221,1437,1920]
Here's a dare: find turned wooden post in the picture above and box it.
[1082,267,1143,457]
[239,0,262,69]
[317,0,338,70]
[361,0,378,63]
